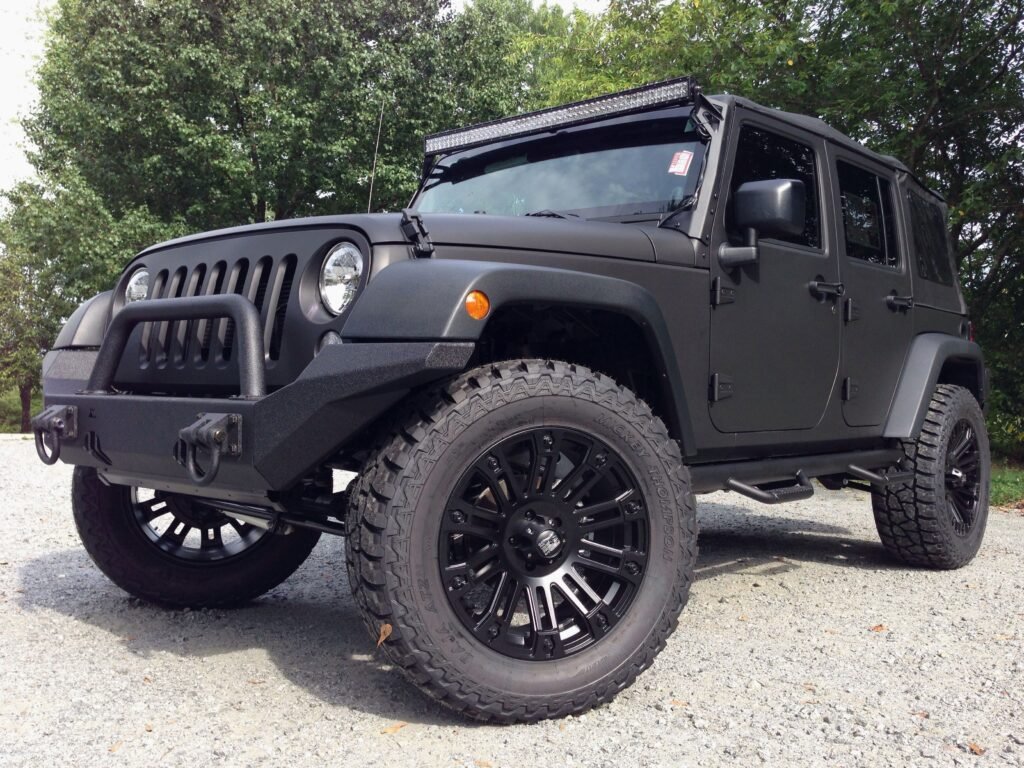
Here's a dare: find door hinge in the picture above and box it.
[710,276,736,307]
[844,297,860,323]
[842,377,859,401]
[709,373,734,402]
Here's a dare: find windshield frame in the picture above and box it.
[411,106,709,227]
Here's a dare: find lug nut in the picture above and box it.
[450,509,466,524]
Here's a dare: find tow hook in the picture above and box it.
[174,413,242,486]
[31,405,78,465]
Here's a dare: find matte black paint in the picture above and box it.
[39,89,983,500]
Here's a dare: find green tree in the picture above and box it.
[0,174,183,430]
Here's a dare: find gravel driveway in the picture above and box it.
[1,434,1021,767]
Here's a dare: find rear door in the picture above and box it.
[708,117,842,433]
[828,149,914,427]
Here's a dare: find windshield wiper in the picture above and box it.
[658,194,698,227]
[524,209,580,219]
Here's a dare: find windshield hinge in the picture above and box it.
[691,90,723,141]
[400,209,435,258]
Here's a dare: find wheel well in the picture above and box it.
[937,357,985,407]
[471,304,678,437]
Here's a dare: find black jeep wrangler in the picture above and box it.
[33,78,989,722]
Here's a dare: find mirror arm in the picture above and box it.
[718,227,759,269]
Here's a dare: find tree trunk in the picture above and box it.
[19,384,32,433]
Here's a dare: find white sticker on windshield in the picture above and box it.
[668,150,694,176]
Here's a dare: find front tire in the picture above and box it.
[872,384,990,569]
[345,360,697,722]
[72,466,321,607]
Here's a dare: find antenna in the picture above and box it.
[367,93,387,213]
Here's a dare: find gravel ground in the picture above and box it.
[0,433,1021,768]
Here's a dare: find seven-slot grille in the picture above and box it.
[140,255,297,367]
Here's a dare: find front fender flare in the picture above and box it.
[342,259,696,455]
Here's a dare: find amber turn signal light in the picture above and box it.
[465,290,490,320]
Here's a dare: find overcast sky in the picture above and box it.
[0,0,608,191]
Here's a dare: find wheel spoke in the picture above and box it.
[540,583,558,631]
[200,526,224,550]
[574,554,643,587]
[159,520,191,546]
[492,444,527,506]
[135,496,170,523]
[473,571,513,631]
[450,499,503,525]
[563,569,602,608]
[950,426,974,460]
[444,519,502,543]
[947,493,965,526]
[524,586,543,633]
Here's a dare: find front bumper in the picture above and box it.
[36,296,473,505]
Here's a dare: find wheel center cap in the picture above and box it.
[535,528,563,558]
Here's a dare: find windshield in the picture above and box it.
[414,111,705,221]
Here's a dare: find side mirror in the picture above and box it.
[718,179,807,270]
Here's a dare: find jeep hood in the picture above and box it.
[137,212,692,266]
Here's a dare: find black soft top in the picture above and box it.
[711,94,945,203]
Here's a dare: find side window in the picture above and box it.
[837,161,899,268]
[730,125,820,248]
[907,191,955,285]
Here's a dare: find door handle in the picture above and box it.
[808,280,845,298]
[886,294,914,311]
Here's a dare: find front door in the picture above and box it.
[709,119,842,433]
[829,151,914,427]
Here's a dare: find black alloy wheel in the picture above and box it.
[72,466,321,607]
[131,489,268,562]
[439,427,649,660]
[944,419,982,537]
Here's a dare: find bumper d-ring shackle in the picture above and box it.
[30,405,79,465]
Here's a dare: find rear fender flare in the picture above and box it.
[883,334,987,439]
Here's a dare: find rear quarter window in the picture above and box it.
[907,191,955,286]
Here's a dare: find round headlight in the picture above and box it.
[319,242,363,315]
[125,268,150,304]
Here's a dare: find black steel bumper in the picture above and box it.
[35,295,473,505]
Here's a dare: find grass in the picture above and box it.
[992,462,1024,509]
[0,388,43,433]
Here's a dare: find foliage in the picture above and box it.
[0,388,42,433]
[991,463,1024,508]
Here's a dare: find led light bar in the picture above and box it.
[424,76,698,156]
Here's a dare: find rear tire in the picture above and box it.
[72,466,321,607]
[872,384,990,569]
[345,360,697,722]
